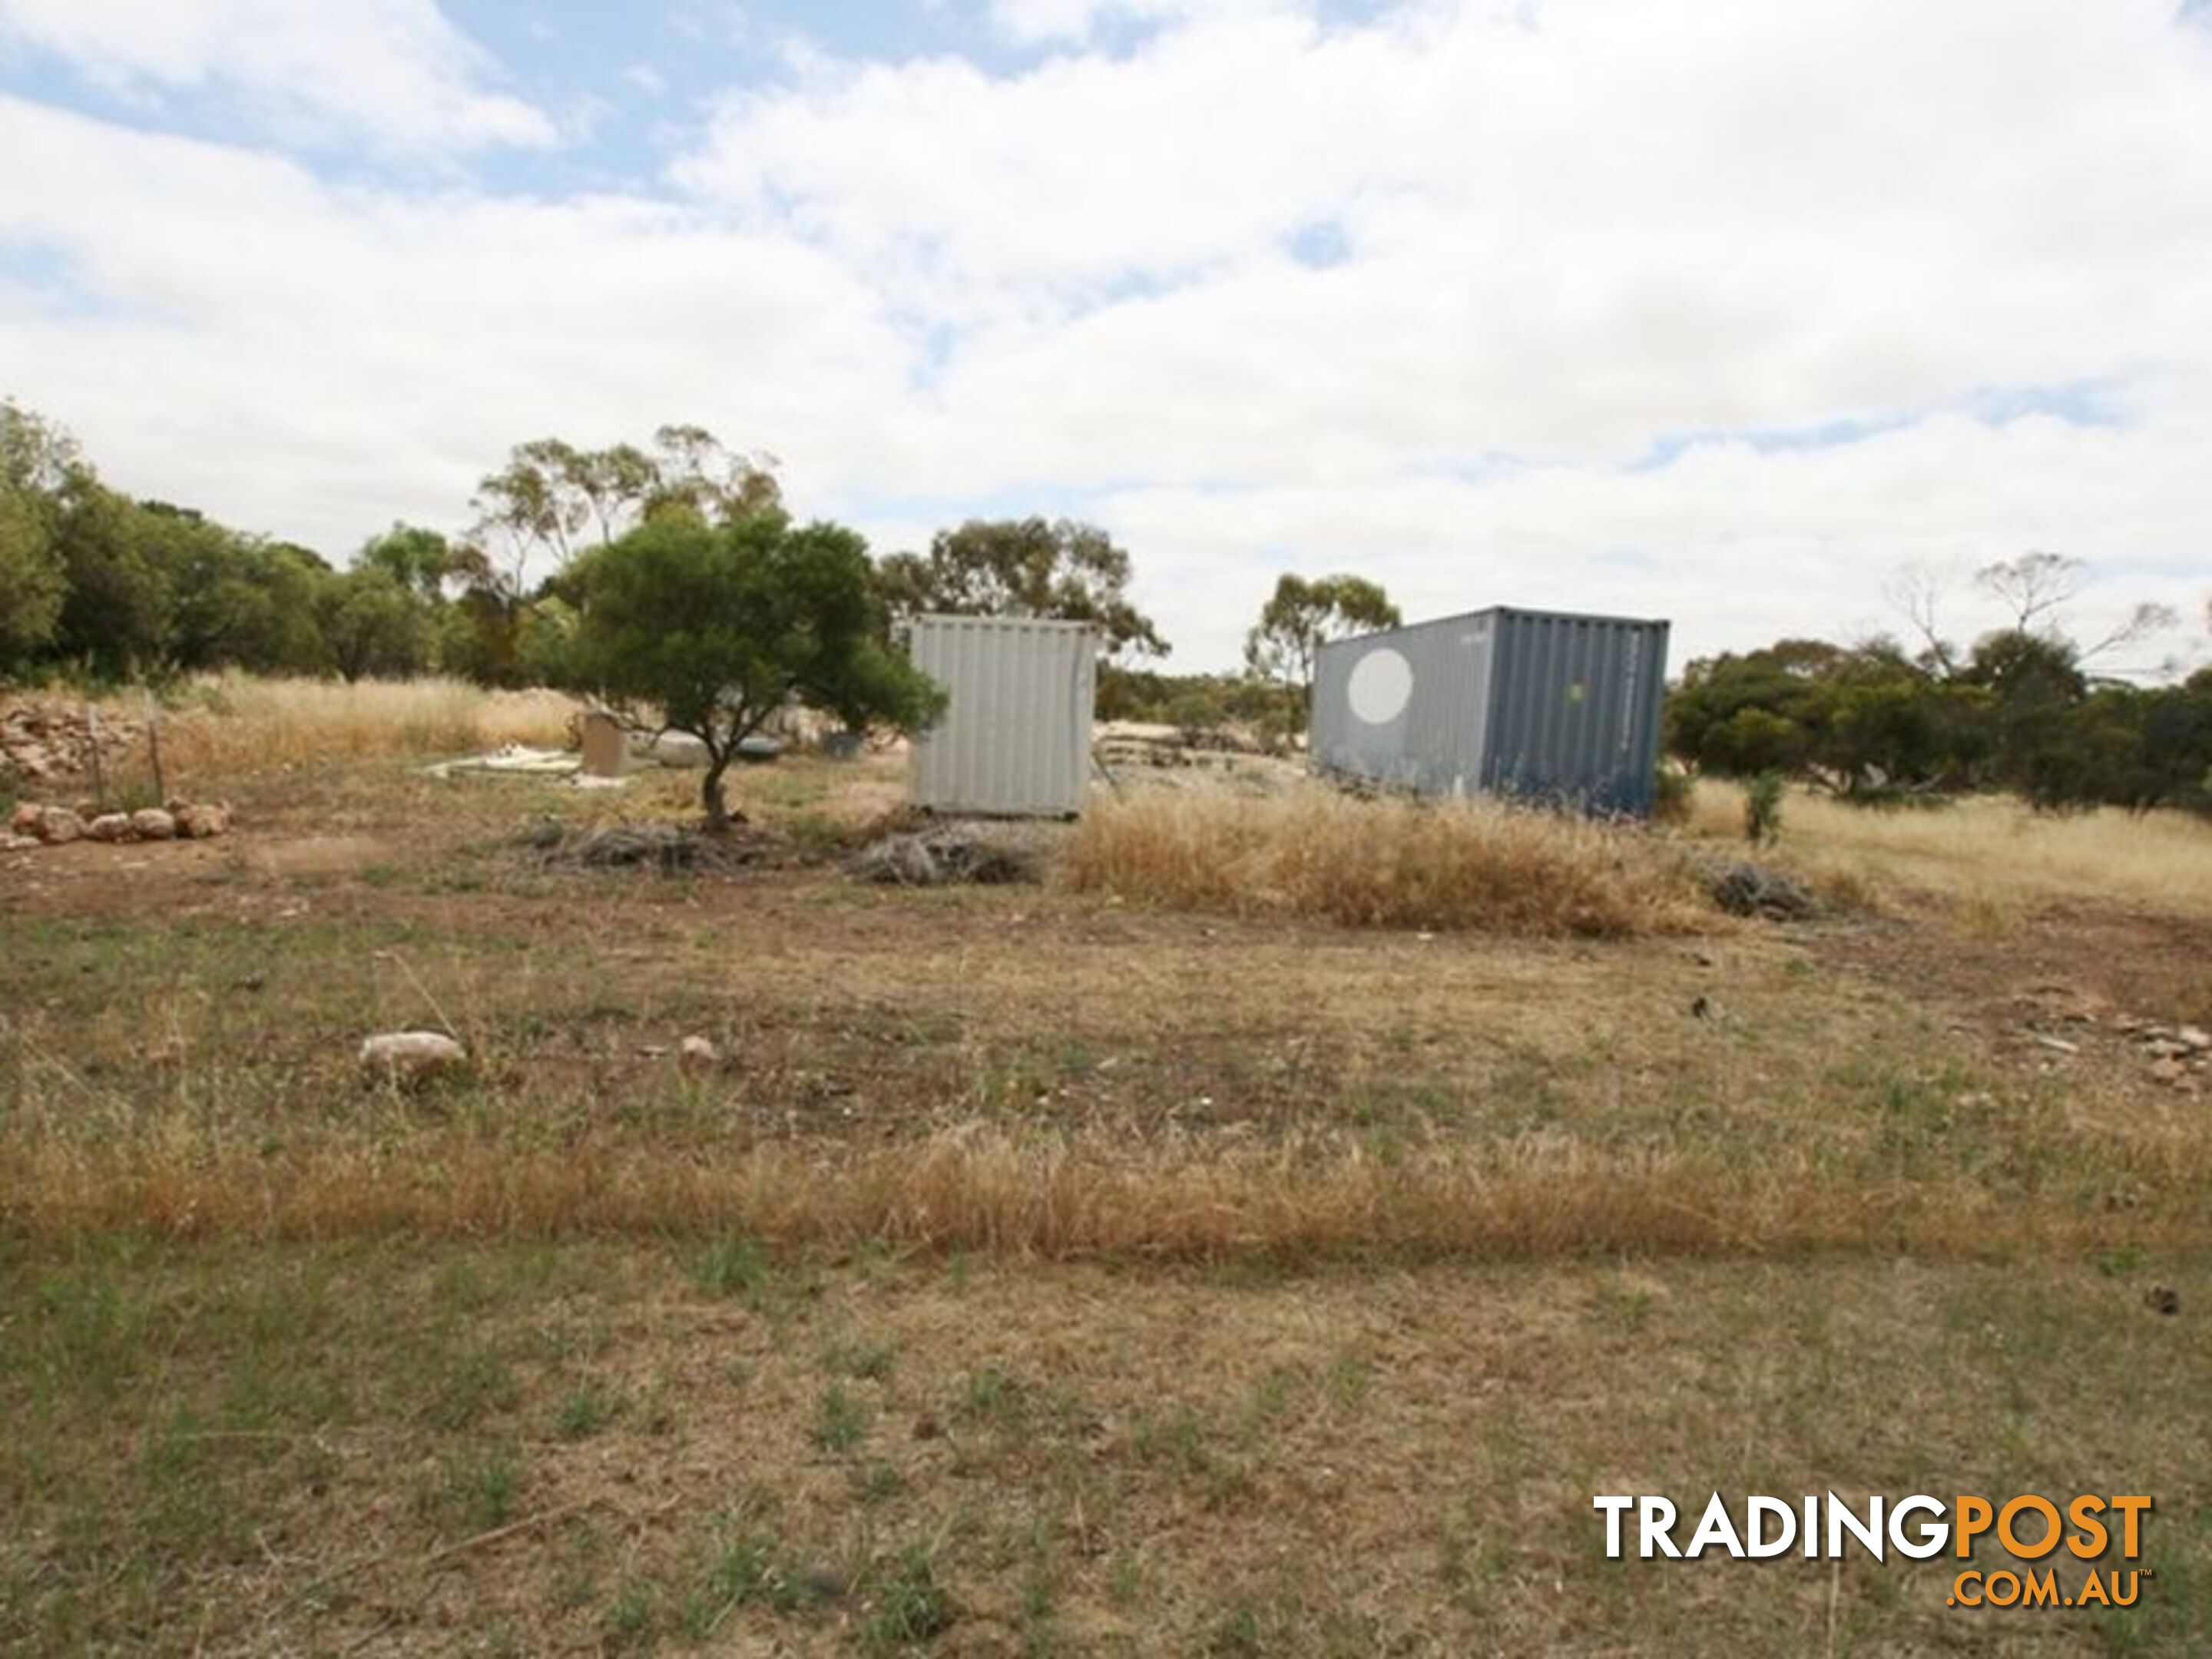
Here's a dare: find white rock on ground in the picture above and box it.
[38,806,83,844]
[679,1035,720,1071]
[359,1030,469,1085]
[85,812,133,843]
[8,802,41,836]
[131,807,177,840]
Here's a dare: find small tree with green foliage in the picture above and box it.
[567,515,943,829]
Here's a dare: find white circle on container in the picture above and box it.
[1346,647,1413,725]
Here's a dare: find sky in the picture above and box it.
[2,0,2209,677]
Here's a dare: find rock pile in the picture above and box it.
[2,704,142,783]
[4,798,231,852]
[2022,1003,2211,1091]
[2113,1016,2212,1089]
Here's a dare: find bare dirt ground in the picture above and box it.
[3,752,2207,1654]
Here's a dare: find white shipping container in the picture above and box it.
[906,614,1098,816]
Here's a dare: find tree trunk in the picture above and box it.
[700,752,733,831]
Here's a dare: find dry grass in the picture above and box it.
[7,745,2210,1653]
[1689,779,2212,916]
[5,1123,2202,1261]
[9,1242,2201,1654]
[1064,784,1708,937]
[106,674,580,781]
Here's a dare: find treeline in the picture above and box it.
[2,400,472,684]
[1670,560,2212,814]
[9,398,2207,814]
[0,401,1178,694]
[0,401,1379,725]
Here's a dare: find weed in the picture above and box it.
[1107,1554,1144,1609]
[552,1382,622,1440]
[955,1366,1025,1428]
[604,1577,659,1651]
[421,1343,518,1432]
[439,1442,523,1534]
[856,1460,909,1505]
[1201,1598,1269,1657]
[813,1382,870,1453]
[692,1235,778,1309]
[685,1515,807,1634]
[860,1542,955,1653]
[1019,1558,1057,1656]
[2094,1243,2147,1278]
[1743,771,1784,846]
[823,1335,898,1380]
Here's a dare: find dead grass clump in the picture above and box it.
[5,1128,2197,1261]
[127,674,578,778]
[1061,786,1705,938]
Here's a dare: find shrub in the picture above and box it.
[1743,773,1783,846]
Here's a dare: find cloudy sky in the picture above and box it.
[3,0,2209,674]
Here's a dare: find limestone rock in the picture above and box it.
[177,802,231,839]
[38,806,83,844]
[8,801,41,836]
[359,1030,469,1085]
[645,730,710,769]
[679,1034,721,1071]
[131,807,177,841]
[85,812,133,843]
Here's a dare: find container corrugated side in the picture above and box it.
[1482,609,1668,816]
[906,614,1098,816]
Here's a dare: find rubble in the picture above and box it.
[1707,861,1817,920]
[538,820,783,873]
[2,703,141,783]
[2031,1006,2212,1091]
[848,826,1045,886]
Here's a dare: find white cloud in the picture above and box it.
[988,0,1304,47]
[0,95,909,555]
[0,0,555,151]
[2,0,2210,674]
